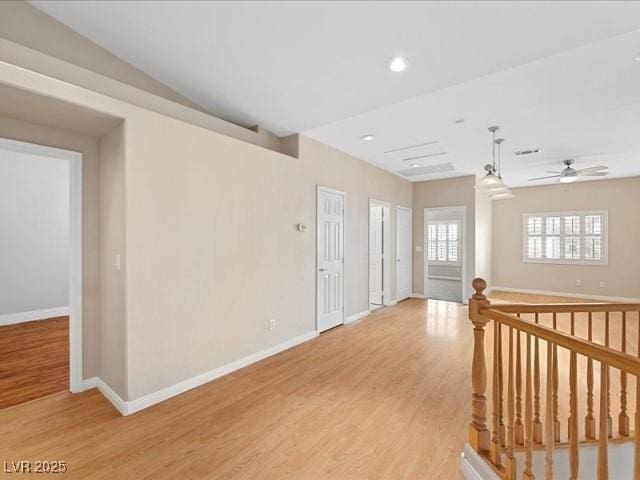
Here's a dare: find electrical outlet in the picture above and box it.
[269,319,276,331]
[599,281,606,288]
[575,279,582,287]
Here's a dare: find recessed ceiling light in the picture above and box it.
[411,164,419,168]
[389,56,408,73]
[636,52,640,62]
[361,134,375,142]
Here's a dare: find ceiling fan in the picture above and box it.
[528,159,608,183]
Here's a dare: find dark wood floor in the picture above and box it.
[0,316,68,410]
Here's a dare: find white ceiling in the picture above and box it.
[306,30,640,185]
[29,1,640,186]
[31,1,640,134]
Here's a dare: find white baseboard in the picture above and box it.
[81,377,127,415]
[385,299,398,306]
[83,330,319,416]
[0,306,70,327]
[460,444,500,480]
[491,286,640,303]
[345,310,370,324]
[411,293,426,299]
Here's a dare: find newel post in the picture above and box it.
[469,277,491,452]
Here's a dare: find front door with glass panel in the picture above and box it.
[425,207,464,302]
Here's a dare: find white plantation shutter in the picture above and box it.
[522,210,607,265]
[427,220,460,265]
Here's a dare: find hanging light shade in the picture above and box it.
[490,190,515,200]
[477,129,515,201]
[476,126,501,189]
[477,165,503,188]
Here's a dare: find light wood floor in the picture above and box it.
[0,316,68,410]
[0,299,472,479]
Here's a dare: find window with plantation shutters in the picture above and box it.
[522,210,607,265]
[427,220,460,265]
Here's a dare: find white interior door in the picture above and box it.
[396,206,412,301]
[369,205,383,306]
[317,187,344,332]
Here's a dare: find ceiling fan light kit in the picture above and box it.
[477,126,515,201]
[528,158,608,183]
[559,174,578,184]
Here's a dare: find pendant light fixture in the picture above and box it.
[476,126,515,200]
[477,126,502,188]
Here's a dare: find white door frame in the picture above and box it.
[368,198,391,308]
[395,205,413,302]
[0,137,83,393]
[424,206,466,303]
[316,185,346,332]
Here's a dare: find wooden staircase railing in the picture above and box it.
[468,278,640,479]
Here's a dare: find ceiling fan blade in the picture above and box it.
[528,175,561,181]
[580,171,608,177]
[546,171,561,174]
[577,165,608,173]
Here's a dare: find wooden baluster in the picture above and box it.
[490,321,502,467]
[498,323,505,447]
[505,326,517,480]
[533,312,542,444]
[468,278,490,452]
[568,312,579,479]
[605,311,612,437]
[586,311,596,439]
[545,340,554,480]
[515,315,524,446]
[597,361,609,480]
[620,311,630,436]
[523,333,535,480]
[553,313,560,442]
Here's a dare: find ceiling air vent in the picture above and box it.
[514,148,541,156]
[397,162,456,177]
[385,140,447,162]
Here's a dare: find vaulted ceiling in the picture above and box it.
[31,1,640,184]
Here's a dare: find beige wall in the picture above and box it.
[98,123,127,397]
[0,115,100,378]
[123,121,310,399]
[298,136,413,315]
[123,130,411,399]
[492,177,640,299]
[475,188,493,288]
[412,176,477,300]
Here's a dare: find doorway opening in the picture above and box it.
[369,199,390,311]
[0,138,83,410]
[424,206,466,303]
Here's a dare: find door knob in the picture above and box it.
[319,268,327,272]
